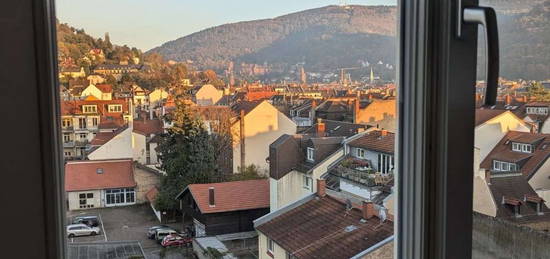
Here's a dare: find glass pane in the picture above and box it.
[473,1,550,257]
[57,0,398,258]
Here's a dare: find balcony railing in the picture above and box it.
[62,126,74,131]
[75,140,89,146]
[63,141,75,148]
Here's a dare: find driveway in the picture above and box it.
[67,204,189,258]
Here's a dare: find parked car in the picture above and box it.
[67,224,100,237]
[147,225,169,239]
[161,234,192,247]
[72,215,99,227]
[154,228,178,244]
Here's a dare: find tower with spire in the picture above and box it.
[370,67,375,84]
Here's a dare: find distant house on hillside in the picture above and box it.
[190,84,224,106]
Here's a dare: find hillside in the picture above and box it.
[148,5,397,75]
[150,2,550,81]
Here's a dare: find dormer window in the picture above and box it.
[82,105,97,113]
[493,160,518,172]
[511,142,532,153]
[526,106,549,115]
[307,147,314,162]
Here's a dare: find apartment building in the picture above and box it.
[60,99,132,159]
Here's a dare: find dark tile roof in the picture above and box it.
[488,174,550,222]
[256,195,393,259]
[348,130,395,154]
[475,109,507,126]
[230,100,262,116]
[302,120,370,137]
[480,131,550,179]
[90,125,128,146]
[133,119,163,136]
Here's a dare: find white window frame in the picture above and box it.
[493,160,517,172]
[108,104,122,112]
[82,105,97,113]
[306,147,314,162]
[377,153,395,174]
[303,175,312,191]
[267,237,274,254]
[357,148,366,159]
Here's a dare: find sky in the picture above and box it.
[56,0,396,51]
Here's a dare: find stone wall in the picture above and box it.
[472,212,550,258]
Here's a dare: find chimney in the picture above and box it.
[310,100,317,121]
[362,200,375,220]
[505,95,512,106]
[316,179,326,197]
[208,187,215,207]
[317,118,325,136]
[485,170,491,185]
[380,130,388,137]
[240,109,246,171]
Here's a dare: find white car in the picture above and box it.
[67,223,100,237]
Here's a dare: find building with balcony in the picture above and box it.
[60,99,132,159]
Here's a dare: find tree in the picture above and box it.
[528,82,550,101]
[230,164,267,181]
[155,99,221,211]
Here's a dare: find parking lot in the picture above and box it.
[66,204,188,258]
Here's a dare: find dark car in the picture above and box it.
[72,216,99,227]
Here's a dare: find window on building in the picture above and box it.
[267,238,274,254]
[79,192,94,209]
[92,117,98,126]
[79,133,87,140]
[62,118,72,128]
[82,105,97,113]
[63,133,71,143]
[492,160,518,172]
[377,153,394,174]
[357,148,366,159]
[306,147,314,162]
[78,118,86,129]
[303,175,312,191]
[105,188,135,206]
[108,104,123,112]
[512,142,532,153]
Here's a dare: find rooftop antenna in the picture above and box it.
[339,0,348,7]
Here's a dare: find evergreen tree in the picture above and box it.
[155,99,220,211]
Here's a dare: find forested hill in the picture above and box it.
[147,5,397,72]
[150,2,550,80]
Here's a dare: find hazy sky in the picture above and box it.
[56,0,396,51]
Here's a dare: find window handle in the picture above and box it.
[458,4,500,106]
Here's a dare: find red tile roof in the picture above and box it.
[65,159,136,192]
[61,99,129,116]
[185,179,269,214]
[133,119,163,136]
[256,195,393,259]
[348,130,395,154]
[95,84,113,93]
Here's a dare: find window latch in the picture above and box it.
[457,1,499,107]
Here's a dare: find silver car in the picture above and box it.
[67,223,100,237]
